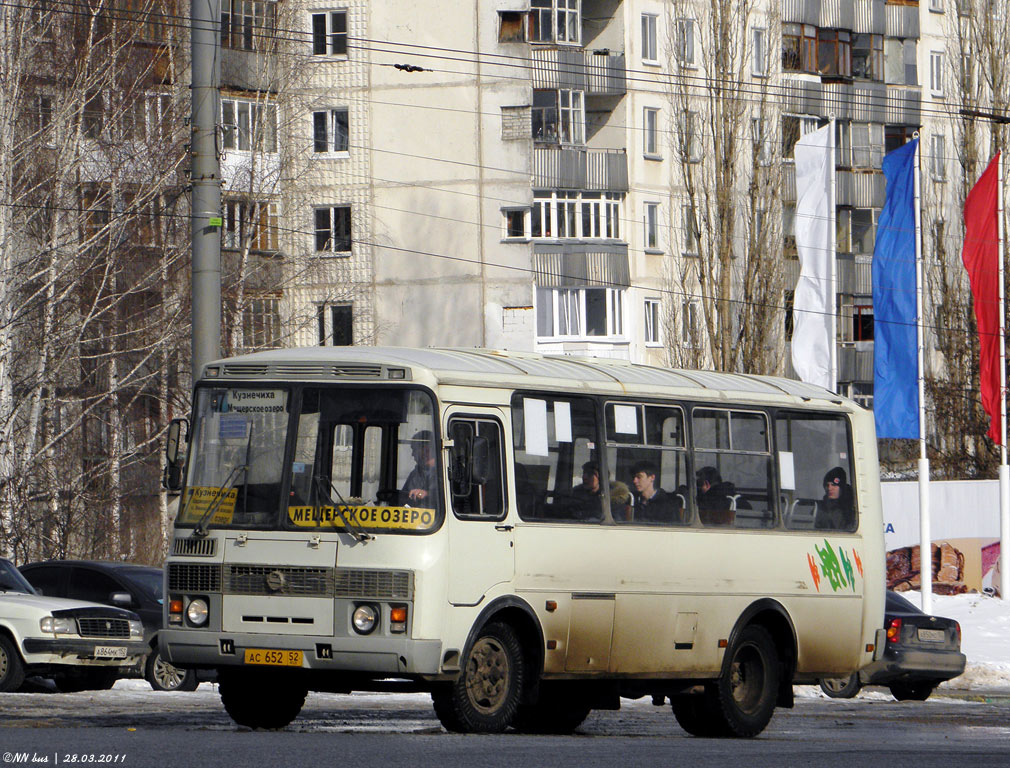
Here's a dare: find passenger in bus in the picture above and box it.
[402,430,439,507]
[630,461,678,523]
[816,467,854,530]
[695,466,746,524]
[571,461,606,520]
[609,479,633,522]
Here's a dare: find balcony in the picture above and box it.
[533,147,628,192]
[532,242,629,288]
[530,47,627,96]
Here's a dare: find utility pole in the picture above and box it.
[190,0,222,378]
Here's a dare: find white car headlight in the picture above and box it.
[186,598,209,626]
[40,616,76,635]
[129,619,144,639]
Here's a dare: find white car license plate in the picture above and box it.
[917,628,945,643]
[94,646,128,659]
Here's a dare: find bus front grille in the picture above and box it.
[334,568,414,600]
[168,563,222,592]
[225,565,334,597]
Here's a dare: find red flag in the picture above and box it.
[962,153,1002,444]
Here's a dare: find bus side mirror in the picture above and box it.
[163,418,188,492]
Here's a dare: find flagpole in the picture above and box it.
[913,135,931,613]
[998,151,1009,601]
[829,115,838,392]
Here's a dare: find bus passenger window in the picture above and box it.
[776,412,856,532]
[511,395,601,523]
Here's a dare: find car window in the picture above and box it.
[68,568,124,605]
[119,568,163,602]
[20,565,64,597]
[885,590,920,614]
[0,560,35,594]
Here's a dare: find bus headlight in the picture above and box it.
[187,598,209,626]
[40,617,76,635]
[352,604,378,635]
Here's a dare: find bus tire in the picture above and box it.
[0,635,26,693]
[219,669,307,729]
[512,684,592,734]
[145,648,199,692]
[671,687,730,737]
[712,624,780,737]
[431,621,525,733]
[819,673,861,699]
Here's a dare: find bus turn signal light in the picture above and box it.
[169,599,184,625]
[390,605,407,633]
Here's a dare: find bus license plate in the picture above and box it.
[244,649,304,667]
[94,646,128,659]
[917,629,945,643]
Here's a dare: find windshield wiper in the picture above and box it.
[189,463,249,538]
[312,474,373,543]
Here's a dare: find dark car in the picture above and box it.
[19,560,199,692]
[819,590,967,701]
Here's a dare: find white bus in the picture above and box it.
[161,347,885,736]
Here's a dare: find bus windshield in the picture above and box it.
[176,385,441,534]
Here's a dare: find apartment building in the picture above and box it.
[219,0,968,406]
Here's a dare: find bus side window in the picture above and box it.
[449,417,506,519]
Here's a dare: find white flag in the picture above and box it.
[791,124,834,390]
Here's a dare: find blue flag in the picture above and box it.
[872,139,919,439]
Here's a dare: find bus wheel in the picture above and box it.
[819,673,861,699]
[671,689,729,738]
[432,622,525,733]
[219,669,307,729]
[712,624,780,737]
[513,684,592,734]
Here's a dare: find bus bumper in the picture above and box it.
[159,628,443,675]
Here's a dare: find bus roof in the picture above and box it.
[203,346,853,407]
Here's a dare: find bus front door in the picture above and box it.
[445,409,515,605]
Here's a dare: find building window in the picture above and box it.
[752,27,767,76]
[929,0,944,11]
[852,304,873,342]
[312,10,347,56]
[529,0,580,45]
[642,13,658,63]
[930,51,944,96]
[34,94,54,143]
[930,133,947,182]
[851,208,875,254]
[498,10,525,43]
[222,98,277,152]
[532,89,584,144]
[504,209,527,239]
[751,117,773,166]
[221,1,276,52]
[313,108,349,153]
[532,191,622,239]
[681,299,699,347]
[852,34,883,81]
[645,202,660,251]
[817,29,851,77]
[314,205,352,254]
[782,24,817,73]
[536,287,625,339]
[885,38,917,86]
[644,107,660,157]
[676,18,695,66]
[679,110,702,163]
[682,205,698,255]
[885,125,916,155]
[318,303,353,346]
[242,295,281,349]
[223,200,279,252]
[644,299,661,344]
[781,115,820,158]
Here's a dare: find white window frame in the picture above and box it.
[223,199,279,252]
[644,107,661,157]
[503,208,529,239]
[644,298,661,345]
[644,202,661,252]
[751,116,773,166]
[680,299,700,348]
[311,9,348,57]
[930,50,944,96]
[682,204,698,256]
[558,89,584,144]
[312,107,349,154]
[680,110,702,163]
[318,302,354,346]
[532,191,623,240]
[536,287,626,340]
[752,27,767,76]
[929,0,944,11]
[222,98,277,153]
[676,18,695,66]
[529,0,581,45]
[930,133,947,182]
[314,204,352,255]
[641,13,658,64]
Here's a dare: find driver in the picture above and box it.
[402,430,438,506]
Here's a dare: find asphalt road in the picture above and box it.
[0,684,1007,768]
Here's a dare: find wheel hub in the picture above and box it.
[465,637,509,714]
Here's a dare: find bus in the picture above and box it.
[161,346,885,736]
